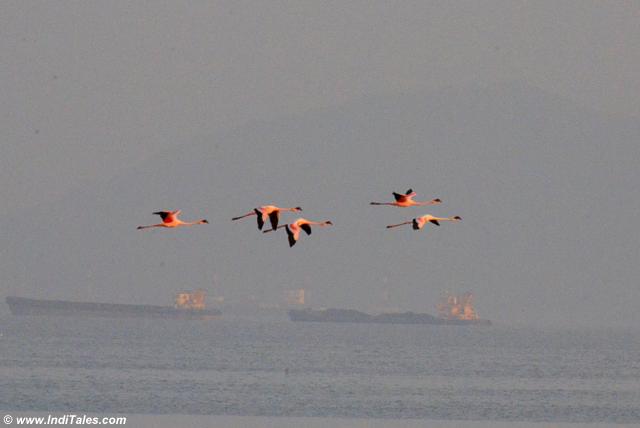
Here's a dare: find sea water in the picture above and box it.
[1,316,638,424]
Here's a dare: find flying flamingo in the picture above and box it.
[137,210,209,230]
[264,218,333,247]
[232,205,302,231]
[370,189,441,207]
[386,215,461,230]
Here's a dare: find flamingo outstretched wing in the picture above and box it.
[300,223,312,235]
[268,211,279,231]
[153,211,175,223]
[285,225,297,247]
[254,209,265,230]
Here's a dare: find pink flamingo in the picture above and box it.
[232,205,302,231]
[386,214,461,230]
[370,189,441,207]
[137,210,209,230]
[264,218,333,247]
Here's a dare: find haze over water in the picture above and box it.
[2,2,640,426]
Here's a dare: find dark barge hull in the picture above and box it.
[289,308,491,326]
[6,296,221,320]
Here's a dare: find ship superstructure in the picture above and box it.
[285,288,306,306]
[436,292,479,321]
[174,289,207,310]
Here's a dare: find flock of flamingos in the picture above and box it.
[136,189,461,247]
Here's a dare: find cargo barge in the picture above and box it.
[5,290,221,320]
[288,292,490,326]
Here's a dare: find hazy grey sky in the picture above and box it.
[2,1,639,215]
[1,1,639,326]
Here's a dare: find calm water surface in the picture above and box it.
[1,315,638,423]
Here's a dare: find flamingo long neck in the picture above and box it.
[181,219,207,226]
[306,221,331,226]
[430,216,459,222]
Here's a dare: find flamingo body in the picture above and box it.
[386,215,461,231]
[371,189,441,207]
[137,210,209,230]
[266,217,333,247]
[232,205,302,231]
